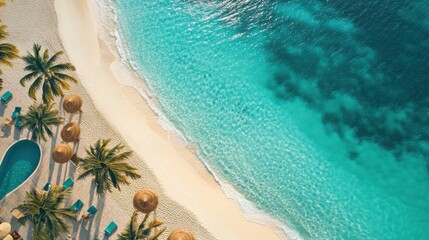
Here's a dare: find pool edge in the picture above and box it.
[0,138,43,202]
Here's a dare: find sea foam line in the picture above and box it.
[94,1,302,239]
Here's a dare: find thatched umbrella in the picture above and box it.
[61,122,81,142]
[167,228,195,240]
[52,144,74,164]
[63,94,82,113]
[0,222,11,239]
[133,189,159,213]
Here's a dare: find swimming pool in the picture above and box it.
[0,139,42,200]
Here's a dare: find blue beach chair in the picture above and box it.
[11,107,21,120]
[14,116,22,128]
[62,178,74,190]
[104,221,118,236]
[70,199,84,212]
[1,91,12,102]
[42,182,51,191]
[87,205,97,217]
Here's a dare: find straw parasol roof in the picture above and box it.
[61,122,81,142]
[3,234,13,240]
[52,144,74,164]
[167,228,195,240]
[133,189,159,213]
[63,94,82,113]
[0,222,11,239]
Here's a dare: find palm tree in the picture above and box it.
[21,102,64,142]
[77,139,141,194]
[0,22,19,74]
[20,44,77,103]
[16,186,76,240]
[117,211,165,240]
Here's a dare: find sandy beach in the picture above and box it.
[0,0,282,239]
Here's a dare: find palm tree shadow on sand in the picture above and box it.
[48,123,61,183]
[1,125,11,138]
[0,101,7,117]
[13,126,21,140]
[78,183,106,239]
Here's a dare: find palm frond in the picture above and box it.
[20,71,40,86]
[28,75,43,99]
[20,44,76,103]
[147,228,166,240]
[16,186,76,239]
[0,42,19,73]
[21,102,63,143]
[118,212,165,240]
[77,139,140,194]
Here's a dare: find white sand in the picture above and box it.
[1,0,219,237]
[2,0,283,239]
[55,0,284,239]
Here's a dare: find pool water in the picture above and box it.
[0,139,41,200]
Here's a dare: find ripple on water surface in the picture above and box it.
[110,0,429,239]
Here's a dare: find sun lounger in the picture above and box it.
[14,117,22,128]
[104,221,118,236]
[11,107,21,120]
[81,205,97,220]
[70,199,84,212]
[62,178,74,190]
[3,118,11,126]
[87,205,97,216]
[42,182,51,191]
[11,209,24,220]
[1,91,12,102]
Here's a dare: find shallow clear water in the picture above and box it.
[111,0,429,239]
[0,140,41,200]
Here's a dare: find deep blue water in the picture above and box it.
[110,0,429,239]
[0,140,41,200]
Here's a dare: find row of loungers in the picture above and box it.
[43,180,98,217]
[1,106,22,129]
[11,202,111,237]
[1,90,22,128]
[42,177,75,191]
[72,201,118,237]
[42,178,118,237]
[11,107,22,128]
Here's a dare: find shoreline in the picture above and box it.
[89,2,296,238]
[54,0,284,239]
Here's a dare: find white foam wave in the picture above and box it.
[94,1,302,239]
[95,0,191,144]
[201,159,303,240]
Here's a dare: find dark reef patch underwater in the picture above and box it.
[212,0,429,197]
[211,0,429,162]
[270,0,429,156]
[113,0,429,239]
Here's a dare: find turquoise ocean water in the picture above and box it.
[108,1,429,239]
